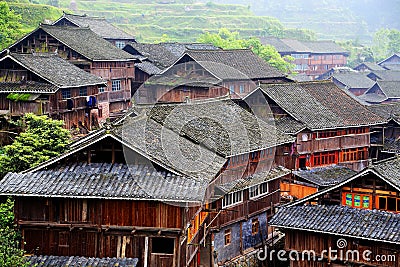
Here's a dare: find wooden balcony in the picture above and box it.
[58,96,96,112]
[98,90,131,103]
[297,133,370,154]
[9,101,50,116]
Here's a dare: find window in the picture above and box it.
[98,86,106,93]
[341,148,368,162]
[112,80,121,91]
[79,87,87,96]
[239,85,245,93]
[313,55,319,60]
[249,182,269,199]
[252,218,259,235]
[229,85,235,94]
[222,191,243,208]
[115,41,125,49]
[224,229,231,246]
[313,151,336,166]
[62,89,71,99]
[152,237,174,254]
[343,193,371,209]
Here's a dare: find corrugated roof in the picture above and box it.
[270,205,400,244]
[39,25,137,61]
[260,81,385,130]
[2,53,106,88]
[26,255,138,267]
[58,13,135,40]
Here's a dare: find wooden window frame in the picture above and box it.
[222,191,243,208]
[251,218,259,235]
[224,229,231,246]
[112,80,122,91]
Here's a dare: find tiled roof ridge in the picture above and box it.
[64,12,106,20]
[41,24,91,31]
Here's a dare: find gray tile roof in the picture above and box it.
[261,38,347,54]
[368,70,400,81]
[219,166,291,192]
[357,92,388,104]
[260,81,385,130]
[146,99,295,157]
[134,61,162,75]
[0,162,207,202]
[292,165,357,187]
[269,205,400,244]
[184,49,285,79]
[57,13,135,40]
[124,42,220,69]
[0,81,58,93]
[114,112,227,180]
[376,81,400,98]
[370,157,400,189]
[333,72,375,89]
[274,116,306,135]
[39,25,137,61]
[26,255,138,267]
[354,62,386,71]
[3,53,106,88]
[367,102,400,121]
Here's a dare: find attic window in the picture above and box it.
[115,41,126,49]
[62,89,71,99]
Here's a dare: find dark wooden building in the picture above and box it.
[0,52,106,129]
[0,98,297,266]
[52,12,136,48]
[136,49,291,104]
[270,205,400,267]
[5,25,138,121]
[269,157,400,267]
[244,81,385,173]
[260,37,349,80]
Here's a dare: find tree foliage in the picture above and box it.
[0,198,30,267]
[0,113,71,177]
[372,28,400,61]
[0,2,23,50]
[197,28,294,73]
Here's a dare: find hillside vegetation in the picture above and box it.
[30,0,315,42]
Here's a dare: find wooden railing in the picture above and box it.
[97,91,131,103]
[10,101,50,116]
[58,96,96,111]
[297,133,370,154]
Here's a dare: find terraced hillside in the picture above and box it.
[42,0,314,42]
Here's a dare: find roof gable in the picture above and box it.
[1,53,106,89]
[270,204,400,244]
[260,81,385,130]
[13,26,138,61]
[54,13,135,41]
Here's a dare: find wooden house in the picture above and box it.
[27,255,138,267]
[368,102,400,157]
[316,68,375,96]
[136,49,291,104]
[0,52,106,129]
[0,98,296,267]
[260,37,349,80]
[52,12,136,48]
[123,42,219,92]
[269,157,400,267]
[353,62,386,72]
[5,25,138,121]
[270,205,400,267]
[244,81,385,173]
[378,53,400,70]
[359,81,400,104]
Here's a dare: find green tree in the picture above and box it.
[197,28,294,73]
[0,113,71,177]
[0,198,30,267]
[0,2,23,50]
[372,28,400,61]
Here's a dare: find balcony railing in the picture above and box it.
[58,96,97,111]
[98,91,131,103]
[297,133,370,154]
